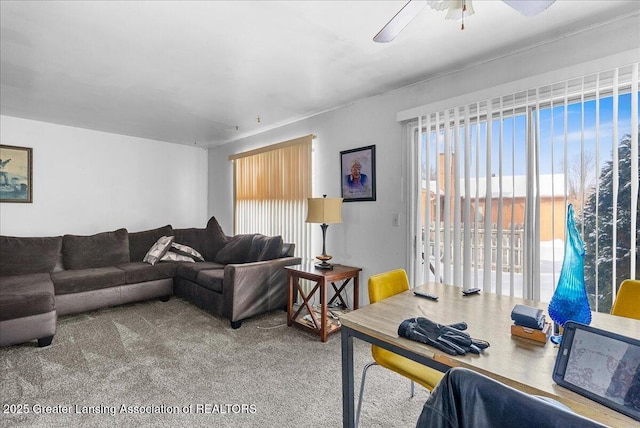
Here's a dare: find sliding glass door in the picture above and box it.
[408,64,638,313]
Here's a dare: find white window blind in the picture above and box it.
[230,135,313,261]
[409,63,639,313]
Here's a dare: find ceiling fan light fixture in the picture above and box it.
[374,0,556,43]
[427,0,475,20]
[502,0,555,16]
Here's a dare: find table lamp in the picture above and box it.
[306,195,343,269]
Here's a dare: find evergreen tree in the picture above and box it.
[581,130,640,313]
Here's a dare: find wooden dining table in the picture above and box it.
[340,282,640,427]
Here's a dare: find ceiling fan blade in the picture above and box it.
[374,0,428,43]
[502,0,555,16]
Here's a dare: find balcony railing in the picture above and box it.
[425,224,525,273]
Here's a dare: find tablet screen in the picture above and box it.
[553,322,640,421]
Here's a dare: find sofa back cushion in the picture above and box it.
[173,216,228,262]
[281,243,296,258]
[128,224,174,262]
[215,234,284,264]
[259,235,284,261]
[62,228,130,270]
[0,235,63,276]
[247,234,284,262]
[214,234,254,264]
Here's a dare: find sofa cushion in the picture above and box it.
[173,216,228,262]
[195,269,224,293]
[215,234,255,264]
[247,234,284,262]
[281,243,296,258]
[261,236,283,261]
[115,262,177,284]
[0,273,56,321]
[280,242,296,257]
[143,236,174,265]
[0,235,63,276]
[206,216,229,258]
[62,228,130,270]
[128,224,174,262]
[51,267,126,295]
[175,262,225,282]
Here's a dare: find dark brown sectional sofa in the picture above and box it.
[0,217,301,347]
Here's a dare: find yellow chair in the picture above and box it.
[610,279,640,320]
[356,269,445,427]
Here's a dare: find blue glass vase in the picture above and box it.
[548,204,591,328]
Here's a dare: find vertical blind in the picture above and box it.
[409,63,639,313]
[230,135,313,261]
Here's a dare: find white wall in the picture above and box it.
[208,16,639,307]
[0,116,209,236]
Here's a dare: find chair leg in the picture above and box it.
[356,361,378,428]
[410,380,415,398]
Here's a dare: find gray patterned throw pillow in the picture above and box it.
[160,251,196,263]
[170,242,205,261]
[143,236,174,265]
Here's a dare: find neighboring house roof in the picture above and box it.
[424,174,566,198]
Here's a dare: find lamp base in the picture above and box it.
[315,254,334,270]
[315,261,334,270]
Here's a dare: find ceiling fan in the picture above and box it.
[374,0,556,42]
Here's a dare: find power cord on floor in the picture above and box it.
[256,323,287,329]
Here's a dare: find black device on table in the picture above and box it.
[414,291,439,301]
[511,304,546,330]
[552,321,640,422]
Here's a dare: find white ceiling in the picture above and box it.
[1,1,638,147]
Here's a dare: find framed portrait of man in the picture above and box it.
[340,145,376,202]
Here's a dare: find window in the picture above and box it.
[408,64,638,313]
[230,135,313,260]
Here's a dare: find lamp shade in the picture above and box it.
[306,197,343,224]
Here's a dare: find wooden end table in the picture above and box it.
[286,263,362,342]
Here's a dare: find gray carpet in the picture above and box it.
[1,297,430,427]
